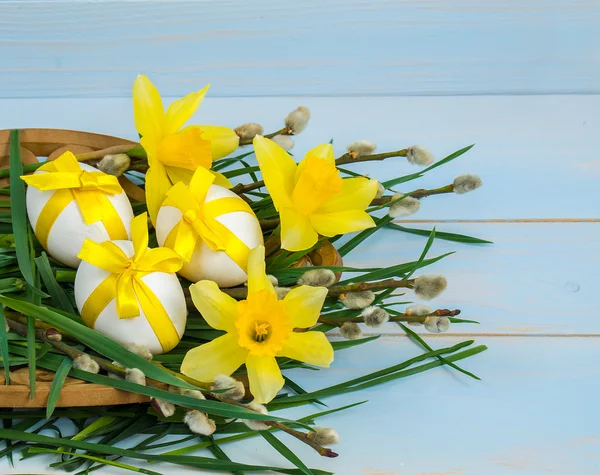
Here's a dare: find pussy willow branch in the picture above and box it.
[231,148,409,195]
[74,144,140,162]
[238,128,288,146]
[319,308,461,326]
[185,278,416,303]
[219,396,338,457]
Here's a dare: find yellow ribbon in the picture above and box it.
[162,166,254,270]
[77,213,184,353]
[21,151,128,250]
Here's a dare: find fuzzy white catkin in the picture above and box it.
[151,398,176,418]
[361,306,390,327]
[184,410,217,436]
[243,402,270,431]
[340,322,363,340]
[125,343,153,361]
[406,146,434,166]
[405,304,433,326]
[424,316,451,333]
[73,354,100,374]
[212,374,246,401]
[284,106,310,134]
[272,134,294,151]
[347,140,376,157]
[309,427,340,446]
[375,182,385,199]
[298,268,337,288]
[97,153,131,177]
[389,193,420,218]
[413,275,447,300]
[453,174,483,194]
[267,274,279,287]
[339,290,375,309]
[125,368,146,386]
[234,122,264,140]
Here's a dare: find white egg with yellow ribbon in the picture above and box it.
[74,213,187,355]
[155,166,263,288]
[21,151,133,268]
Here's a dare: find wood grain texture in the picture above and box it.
[1,95,598,219]
[1,0,600,98]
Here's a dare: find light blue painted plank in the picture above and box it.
[1,95,598,219]
[1,0,600,98]
[1,336,598,474]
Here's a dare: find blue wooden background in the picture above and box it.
[1,1,599,474]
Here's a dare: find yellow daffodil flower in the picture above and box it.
[253,136,379,251]
[181,245,334,404]
[132,75,239,223]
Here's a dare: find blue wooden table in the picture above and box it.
[1,1,599,474]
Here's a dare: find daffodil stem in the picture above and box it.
[319,308,461,326]
[335,149,407,166]
[238,128,287,146]
[74,144,140,162]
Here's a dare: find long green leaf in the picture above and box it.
[9,130,34,290]
[35,252,76,313]
[0,294,194,390]
[386,223,492,244]
[0,306,9,384]
[26,314,36,399]
[0,429,322,474]
[403,227,436,281]
[45,356,74,419]
[261,431,314,475]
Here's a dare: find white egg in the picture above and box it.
[155,184,263,288]
[26,162,134,268]
[74,240,188,355]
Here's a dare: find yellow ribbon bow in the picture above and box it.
[78,213,184,353]
[163,166,254,270]
[21,151,128,249]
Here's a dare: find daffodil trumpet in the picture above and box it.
[181,245,334,404]
[132,75,240,224]
[252,136,379,252]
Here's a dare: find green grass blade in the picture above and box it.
[0,294,195,390]
[26,314,36,399]
[386,223,492,244]
[398,322,480,380]
[403,227,435,281]
[0,306,10,384]
[284,376,326,407]
[260,431,314,475]
[46,356,74,419]
[35,252,76,313]
[9,130,34,290]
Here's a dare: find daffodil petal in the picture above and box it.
[309,209,376,237]
[246,353,284,404]
[246,245,275,295]
[164,86,210,136]
[158,127,212,171]
[145,161,172,225]
[253,136,296,209]
[212,171,232,188]
[197,125,240,160]
[283,285,328,328]
[165,166,194,186]
[295,143,335,180]
[280,207,318,252]
[279,332,334,368]
[318,177,379,213]
[132,75,164,141]
[190,280,238,332]
[181,333,248,382]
